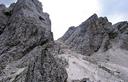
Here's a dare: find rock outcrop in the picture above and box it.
[0,4,8,35]
[0,0,67,82]
[57,14,128,82]
[59,14,128,56]
[59,14,112,55]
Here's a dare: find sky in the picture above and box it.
[0,0,128,40]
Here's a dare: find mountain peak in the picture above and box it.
[59,14,112,55]
[80,14,110,28]
[0,0,67,82]
[88,13,98,20]
[13,0,43,14]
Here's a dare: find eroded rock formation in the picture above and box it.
[0,0,128,82]
[59,14,128,56]
[0,0,67,82]
[57,14,128,82]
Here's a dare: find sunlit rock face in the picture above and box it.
[0,0,67,82]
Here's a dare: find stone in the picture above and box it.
[57,14,128,82]
[0,4,8,35]
[59,14,128,56]
[59,14,112,56]
[0,0,67,82]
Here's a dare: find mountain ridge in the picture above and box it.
[59,13,128,55]
[57,13,128,82]
[0,0,128,82]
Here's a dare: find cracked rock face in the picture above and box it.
[0,4,8,35]
[0,0,67,82]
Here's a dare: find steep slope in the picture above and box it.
[0,4,8,35]
[57,14,128,82]
[0,0,67,82]
[56,41,127,82]
[59,14,128,56]
[59,14,112,56]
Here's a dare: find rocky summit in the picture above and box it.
[0,0,67,82]
[0,0,128,82]
[59,14,112,56]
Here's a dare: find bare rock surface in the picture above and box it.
[59,14,128,56]
[57,14,128,82]
[0,0,128,82]
[55,40,128,82]
[59,14,113,56]
[0,0,67,82]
